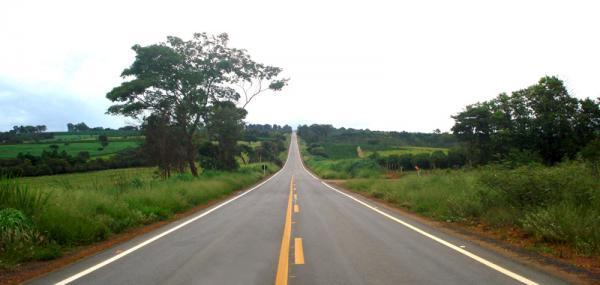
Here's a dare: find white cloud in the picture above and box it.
[1,0,599,132]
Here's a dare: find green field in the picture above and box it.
[43,134,144,142]
[0,163,279,268]
[364,146,448,156]
[315,142,448,160]
[0,141,140,159]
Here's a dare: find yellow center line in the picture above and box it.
[294,238,305,264]
[275,176,294,285]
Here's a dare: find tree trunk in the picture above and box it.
[188,159,198,176]
[185,133,199,176]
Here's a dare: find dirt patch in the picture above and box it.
[0,175,275,285]
[329,181,600,285]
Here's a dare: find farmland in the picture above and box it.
[0,129,143,159]
[300,139,451,179]
[0,140,140,159]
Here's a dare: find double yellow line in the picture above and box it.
[275,176,304,285]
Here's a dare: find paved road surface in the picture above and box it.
[29,134,567,285]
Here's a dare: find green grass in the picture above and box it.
[313,142,448,160]
[0,163,279,268]
[342,164,600,255]
[343,171,483,221]
[300,139,382,179]
[44,134,144,142]
[364,146,448,157]
[306,158,382,179]
[0,141,140,159]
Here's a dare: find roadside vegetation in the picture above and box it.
[0,163,278,268]
[299,76,600,259]
[344,163,599,255]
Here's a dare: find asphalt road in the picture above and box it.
[29,134,568,285]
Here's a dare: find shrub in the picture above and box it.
[0,208,33,245]
[522,204,600,254]
[478,163,597,208]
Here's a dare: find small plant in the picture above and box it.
[0,208,32,245]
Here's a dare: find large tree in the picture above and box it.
[106,33,287,175]
[452,76,600,165]
[205,101,247,170]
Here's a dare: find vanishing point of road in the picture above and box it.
[29,134,568,285]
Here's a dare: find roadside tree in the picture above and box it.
[106,33,287,175]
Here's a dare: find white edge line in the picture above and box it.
[55,141,294,285]
[296,142,538,285]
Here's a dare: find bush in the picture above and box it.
[0,208,33,245]
[522,204,600,254]
[580,139,600,175]
[478,163,596,208]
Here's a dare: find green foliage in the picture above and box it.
[478,163,596,209]
[342,163,600,255]
[521,204,600,254]
[205,102,247,171]
[106,32,287,176]
[452,76,599,165]
[0,163,278,267]
[0,208,58,266]
[0,178,50,216]
[297,124,458,149]
[306,158,382,179]
[0,146,148,177]
[0,208,32,244]
[0,140,140,159]
[98,134,109,148]
[580,139,600,175]
[344,171,483,221]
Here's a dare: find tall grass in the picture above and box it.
[0,163,278,268]
[0,177,51,216]
[306,158,382,179]
[343,163,600,255]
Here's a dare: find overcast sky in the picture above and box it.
[1,0,599,132]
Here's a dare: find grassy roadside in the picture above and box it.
[300,139,383,179]
[0,163,279,269]
[299,138,600,262]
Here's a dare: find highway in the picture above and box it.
[29,134,568,285]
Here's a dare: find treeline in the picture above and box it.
[0,147,148,177]
[371,150,466,171]
[297,124,457,148]
[0,123,142,145]
[0,125,53,144]
[244,124,292,141]
[145,108,290,179]
[0,122,290,178]
[66,122,140,132]
[452,76,599,166]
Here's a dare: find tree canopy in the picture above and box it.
[452,76,599,165]
[106,33,287,176]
